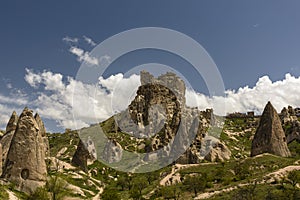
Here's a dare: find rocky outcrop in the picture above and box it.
[251,102,291,157]
[5,111,18,133]
[85,136,97,160]
[34,113,50,157]
[102,140,123,163]
[127,71,184,150]
[280,106,300,144]
[114,71,230,164]
[0,111,19,173]
[2,107,48,193]
[203,136,231,162]
[71,140,92,172]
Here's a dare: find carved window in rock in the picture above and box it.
[21,168,29,180]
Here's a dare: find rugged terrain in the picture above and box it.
[0,71,300,200]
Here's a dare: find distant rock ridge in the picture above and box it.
[0,107,49,193]
[251,102,291,157]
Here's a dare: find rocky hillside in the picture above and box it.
[0,71,299,199]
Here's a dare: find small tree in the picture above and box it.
[27,187,50,200]
[283,170,300,199]
[125,174,134,190]
[133,177,148,197]
[161,185,181,200]
[145,171,159,184]
[232,180,257,200]
[116,176,127,191]
[46,174,70,200]
[183,173,207,197]
[101,188,121,200]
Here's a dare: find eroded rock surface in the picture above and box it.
[251,102,291,157]
[2,107,48,193]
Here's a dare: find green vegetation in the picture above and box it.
[3,116,300,199]
[0,185,9,200]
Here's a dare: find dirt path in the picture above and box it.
[195,165,300,199]
[6,190,18,200]
[160,163,215,186]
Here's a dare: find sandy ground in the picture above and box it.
[160,163,214,186]
[6,189,18,200]
[265,165,300,183]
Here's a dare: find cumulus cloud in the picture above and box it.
[186,73,300,115]
[0,91,28,129]
[20,69,300,130]
[83,35,96,46]
[62,36,79,44]
[24,69,140,130]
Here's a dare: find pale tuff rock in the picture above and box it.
[280,106,300,144]
[121,71,230,164]
[34,113,50,157]
[203,136,231,162]
[0,111,19,173]
[85,136,97,160]
[0,112,18,174]
[5,111,18,133]
[251,102,291,157]
[2,107,48,193]
[102,140,123,163]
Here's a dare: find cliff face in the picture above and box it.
[251,102,291,157]
[128,71,184,151]
[114,71,230,164]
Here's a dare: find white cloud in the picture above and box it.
[17,69,300,130]
[186,73,300,115]
[83,35,96,46]
[24,69,140,130]
[69,46,98,65]
[62,36,79,43]
[69,46,111,66]
[6,83,12,89]
[0,92,28,129]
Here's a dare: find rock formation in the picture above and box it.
[251,102,291,157]
[115,71,230,164]
[127,71,184,149]
[0,111,19,173]
[5,111,18,133]
[85,136,97,160]
[34,113,50,157]
[2,107,48,193]
[102,140,123,163]
[203,136,231,162]
[280,106,300,143]
[71,140,92,172]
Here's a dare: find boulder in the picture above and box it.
[204,141,231,162]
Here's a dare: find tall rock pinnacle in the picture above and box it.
[2,107,48,193]
[251,102,291,157]
[5,111,18,133]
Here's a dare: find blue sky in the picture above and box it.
[1,1,300,132]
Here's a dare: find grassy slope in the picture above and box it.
[3,116,300,199]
